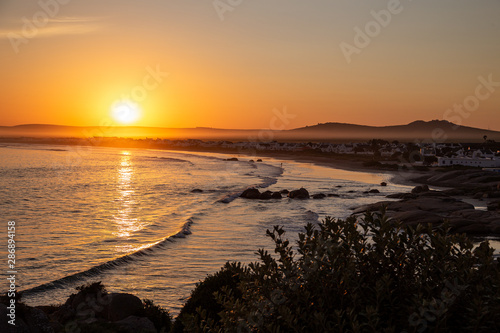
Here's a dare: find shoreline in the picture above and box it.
[1,140,427,187]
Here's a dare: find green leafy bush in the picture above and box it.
[187,212,500,332]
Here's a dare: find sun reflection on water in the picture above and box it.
[113,151,144,242]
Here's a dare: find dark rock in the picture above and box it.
[473,192,484,199]
[288,188,310,199]
[442,188,467,196]
[380,182,387,186]
[240,188,261,199]
[411,185,429,194]
[327,193,340,197]
[487,201,500,211]
[271,192,282,199]
[347,190,355,193]
[256,159,263,162]
[368,189,380,194]
[336,185,343,188]
[10,305,54,333]
[50,305,75,324]
[116,315,156,333]
[225,157,238,161]
[487,191,500,198]
[103,293,144,322]
[280,189,289,194]
[312,193,326,199]
[259,191,273,200]
[249,159,254,163]
[386,193,417,199]
[191,189,203,193]
[390,211,444,226]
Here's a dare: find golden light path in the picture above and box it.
[113,151,146,253]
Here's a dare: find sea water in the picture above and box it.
[0,143,495,315]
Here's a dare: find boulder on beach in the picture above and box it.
[240,188,261,199]
[116,315,156,333]
[280,189,289,194]
[257,159,263,162]
[381,182,387,186]
[259,191,273,200]
[104,293,144,322]
[288,188,310,199]
[411,185,429,194]
[271,192,282,199]
[312,193,326,199]
[386,193,417,199]
[191,189,203,193]
[368,189,380,194]
[328,193,340,197]
[225,157,239,161]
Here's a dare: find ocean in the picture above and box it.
[0,143,485,314]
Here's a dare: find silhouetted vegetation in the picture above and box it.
[181,212,500,332]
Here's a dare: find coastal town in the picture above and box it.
[5,136,500,170]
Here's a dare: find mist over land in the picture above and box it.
[1,120,499,142]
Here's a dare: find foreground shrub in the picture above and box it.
[188,212,500,332]
[173,262,245,332]
[143,298,172,332]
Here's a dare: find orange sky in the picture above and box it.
[1,1,499,130]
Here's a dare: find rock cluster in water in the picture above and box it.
[240,188,316,200]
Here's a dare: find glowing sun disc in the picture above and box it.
[111,101,141,124]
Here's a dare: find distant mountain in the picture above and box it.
[286,120,500,142]
[0,120,498,143]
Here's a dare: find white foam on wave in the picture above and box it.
[21,218,195,295]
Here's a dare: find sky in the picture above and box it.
[0,0,499,130]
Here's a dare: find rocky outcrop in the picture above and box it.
[240,188,282,200]
[240,188,261,199]
[312,193,326,199]
[353,190,500,235]
[412,169,500,189]
[259,191,273,200]
[411,185,429,194]
[104,293,144,322]
[116,315,156,333]
[271,192,282,199]
[288,188,310,199]
[7,282,172,333]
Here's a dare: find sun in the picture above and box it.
[111,100,142,124]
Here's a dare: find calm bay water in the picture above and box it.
[5,143,495,315]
